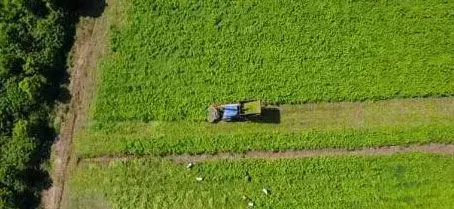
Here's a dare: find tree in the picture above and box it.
[0,0,68,207]
[19,75,46,99]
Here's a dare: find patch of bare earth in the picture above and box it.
[81,144,454,164]
[42,10,108,209]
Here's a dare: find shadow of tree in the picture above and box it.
[16,0,107,208]
[76,0,107,18]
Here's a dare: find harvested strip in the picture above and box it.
[81,143,454,164]
[76,97,454,157]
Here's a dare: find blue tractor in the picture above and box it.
[208,100,262,123]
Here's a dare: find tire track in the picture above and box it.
[43,9,107,209]
[81,143,454,164]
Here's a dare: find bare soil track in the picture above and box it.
[82,144,454,164]
[42,14,107,209]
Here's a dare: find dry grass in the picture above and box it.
[283,97,454,130]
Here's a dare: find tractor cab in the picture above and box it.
[222,104,240,121]
[208,100,262,123]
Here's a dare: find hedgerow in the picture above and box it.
[0,0,69,207]
[69,154,454,208]
[93,0,454,122]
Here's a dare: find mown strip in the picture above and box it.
[67,153,454,209]
[75,98,454,157]
[81,144,454,164]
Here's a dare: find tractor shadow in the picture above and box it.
[249,107,281,124]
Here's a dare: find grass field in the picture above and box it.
[93,0,454,122]
[76,98,454,157]
[65,1,454,208]
[76,0,454,157]
[67,153,454,209]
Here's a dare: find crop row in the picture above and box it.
[68,153,454,208]
[75,121,454,157]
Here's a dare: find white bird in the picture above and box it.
[196,177,203,181]
[187,162,194,169]
[262,188,270,195]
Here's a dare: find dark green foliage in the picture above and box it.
[0,0,67,208]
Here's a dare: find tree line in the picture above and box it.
[0,0,73,208]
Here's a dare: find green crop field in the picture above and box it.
[65,1,454,208]
[93,0,454,122]
[74,0,454,157]
[67,154,454,209]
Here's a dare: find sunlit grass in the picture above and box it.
[68,153,454,208]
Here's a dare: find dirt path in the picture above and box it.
[42,12,107,209]
[81,143,454,164]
